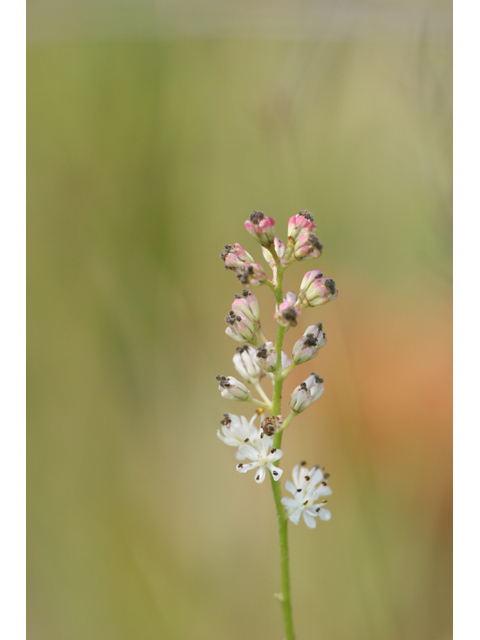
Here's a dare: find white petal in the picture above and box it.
[268,464,283,481]
[269,448,283,463]
[254,467,267,483]
[281,497,298,511]
[318,508,332,521]
[237,442,261,461]
[235,449,247,461]
[311,485,332,501]
[292,464,300,488]
[285,480,297,496]
[236,463,255,474]
[303,512,317,529]
[309,468,324,486]
[288,507,303,525]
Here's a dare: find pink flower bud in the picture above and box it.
[231,290,260,324]
[300,274,338,307]
[225,310,256,343]
[216,375,251,401]
[288,211,317,241]
[244,211,275,247]
[274,291,301,328]
[220,243,254,270]
[292,323,326,364]
[235,263,267,287]
[300,270,324,292]
[262,237,286,267]
[290,373,324,413]
[233,345,263,384]
[293,232,323,260]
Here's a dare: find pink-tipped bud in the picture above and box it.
[262,237,286,267]
[233,345,264,384]
[290,373,324,413]
[220,243,254,270]
[299,273,337,307]
[235,263,267,287]
[293,231,323,260]
[288,211,317,241]
[216,375,251,401]
[292,323,326,364]
[225,310,256,343]
[244,211,275,247]
[255,342,277,372]
[232,290,260,324]
[274,291,301,329]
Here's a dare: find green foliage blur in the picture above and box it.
[28,2,452,638]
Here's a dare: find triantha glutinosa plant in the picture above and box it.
[216,211,337,640]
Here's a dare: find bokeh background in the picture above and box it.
[27,1,452,639]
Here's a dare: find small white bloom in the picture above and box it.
[290,373,324,413]
[236,436,284,484]
[216,375,251,401]
[281,463,332,528]
[233,345,264,384]
[217,413,261,460]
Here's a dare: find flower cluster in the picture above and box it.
[216,210,337,526]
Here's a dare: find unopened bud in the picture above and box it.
[299,271,337,307]
[235,263,267,287]
[220,243,254,270]
[233,345,264,384]
[216,375,251,401]
[290,373,325,413]
[261,415,283,436]
[225,310,256,343]
[244,211,275,247]
[274,291,301,328]
[256,342,291,373]
[292,323,327,364]
[231,291,260,325]
[288,211,316,242]
[293,231,323,260]
[262,237,286,267]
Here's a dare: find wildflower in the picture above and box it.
[293,232,323,261]
[292,323,326,364]
[281,462,332,527]
[244,211,275,247]
[217,412,261,459]
[236,436,283,483]
[287,211,317,242]
[235,263,267,287]
[262,237,286,267]
[231,290,260,324]
[299,271,337,307]
[256,342,291,374]
[275,292,301,328]
[290,373,324,413]
[233,345,264,384]
[216,375,251,401]
[220,243,254,270]
[225,310,256,343]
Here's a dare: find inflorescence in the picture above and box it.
[216,210,337,526]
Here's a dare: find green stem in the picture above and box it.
[268,264,296,640]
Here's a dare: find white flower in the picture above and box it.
[217,413,261,460]
[233,345,264,384]
[281,463,332,528]
[290,373,324,413]
[236,436,284,484]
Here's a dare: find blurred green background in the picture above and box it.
[27,1,452,639]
